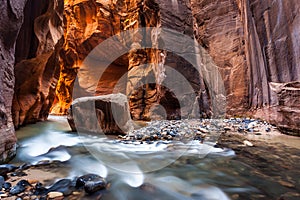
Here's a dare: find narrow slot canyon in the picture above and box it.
[0,0,299,199]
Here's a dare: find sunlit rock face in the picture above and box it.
[0,0,27,163]
[52,0,186,120]
[51,0,299,134]
[51,0,131,115]
[12,0,64,128]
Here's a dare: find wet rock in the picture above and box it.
[34,182,47,195]
[9,180,31,195]
[84,180,107,194]
[3,182,11,190]
[47,179,74,196]
[0,176,4,188]
[19,163,32,170]
[0,164,18,176]
[76,174,106,194]
[12,0,64,128]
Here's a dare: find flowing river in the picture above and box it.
[11,116,300,200]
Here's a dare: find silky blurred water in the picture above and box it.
[11,116,299,200]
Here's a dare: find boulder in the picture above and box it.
[68,93,133,135]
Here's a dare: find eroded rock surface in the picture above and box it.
[0,0,27,163]
[192,0,300,134]
[9,0,299,136]
[12,0,64,128]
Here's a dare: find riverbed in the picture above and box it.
[9,116,300,200]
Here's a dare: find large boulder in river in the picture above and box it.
[67,93,133,135]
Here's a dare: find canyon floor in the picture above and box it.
[1,118,300,200]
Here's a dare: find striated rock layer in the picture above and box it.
[12,0,64,128]
[0,0,27,163]
[191,0,300,135]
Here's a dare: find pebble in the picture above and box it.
[34,182,47,195]
[76,174,106,194]
[9,180,31,195]
[3,182,11,190]
[47,191,64,199]
[243,140,254,147]
[0,176,4,188]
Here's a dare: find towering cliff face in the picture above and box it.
[51,0,130,115]
[48,0,299,134]
[12,0,64,128]
[6,0,298,136]
[241,0,300,135]
[191,0,300,134]
[191,0,249,115]
[0,0,27,163]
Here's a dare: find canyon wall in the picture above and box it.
[49,0,299,134]
[191,0,300,134]
[0,0,27,163]
[242,0,300,135]
[0,0,296,155]
[12,0,64,128]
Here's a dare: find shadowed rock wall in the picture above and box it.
[12,0,64,128]
[0,0,27,163]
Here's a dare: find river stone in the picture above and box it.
[34,182,47,195]
[0,164,18,177]
[68,93,133,135]
[47,179,74,196]
[9,180,31,195]
[3,182,11,190]
[0,176,4,188]
[47,191,64,199]
[76,174,106,194]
